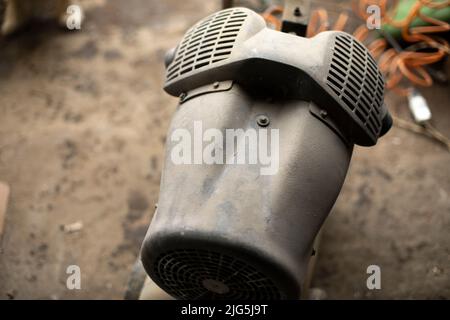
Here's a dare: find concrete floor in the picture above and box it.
[0,0,448,299]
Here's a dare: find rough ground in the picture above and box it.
[0,0,448,299]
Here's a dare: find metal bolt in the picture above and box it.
[213,81,220,89]
[294,7,302,17]
[179,92,187,101]
[256,115,270,127]
[320,110,328,118]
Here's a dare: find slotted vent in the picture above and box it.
[326,34,385,138]
[153,249,282,300]
[166,8,247,82]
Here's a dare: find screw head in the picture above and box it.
[294,7,302,17]
[256,114,270,127]
[320,110,328,118]
[179,92,187,101]
[213,81,220,89]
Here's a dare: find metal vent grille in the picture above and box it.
[326,34,385,138]
[166,8,248,82]
[153,249,282,300]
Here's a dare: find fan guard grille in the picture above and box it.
[326,34,385,140]
[166,8,248,82]
[153,249,282,300]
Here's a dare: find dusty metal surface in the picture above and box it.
[0,0,448,299]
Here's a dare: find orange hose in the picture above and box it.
[259,0,449,96]
[307,0,450,96]
[262,5,284,30]
[306,9,329,37]
[333,12,349,31]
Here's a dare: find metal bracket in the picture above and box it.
[179,80,234,104]
[281,0,311,37]
[309,102,352,148]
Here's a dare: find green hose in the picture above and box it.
[382,0,450,39]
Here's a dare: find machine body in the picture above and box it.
[141,7,391,300]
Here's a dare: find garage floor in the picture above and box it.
[0,0,448,299]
